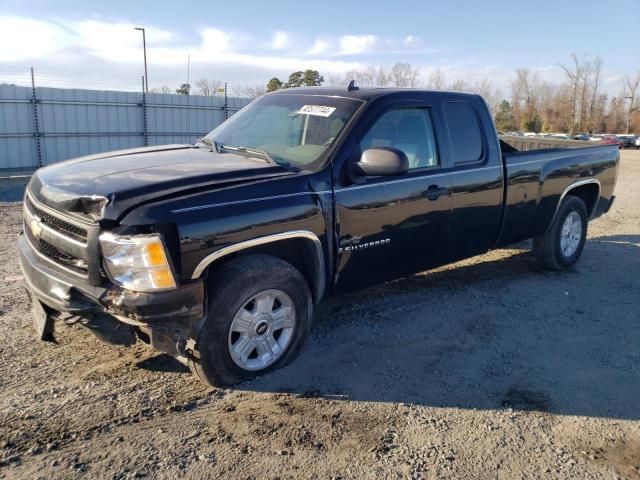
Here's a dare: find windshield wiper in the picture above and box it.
[195,137,221,153]
[218,144,276,165]
[197,140,294,169]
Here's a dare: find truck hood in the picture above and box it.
[28,144,294,221]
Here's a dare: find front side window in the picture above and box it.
[203,94,362,170]
[360,107,439,170]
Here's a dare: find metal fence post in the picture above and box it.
[30,67,43,167]
[141,76,149,146]
[224,82,228,120]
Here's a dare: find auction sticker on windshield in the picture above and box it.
[297,105,336,117]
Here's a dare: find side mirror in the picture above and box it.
[355,147,409,176]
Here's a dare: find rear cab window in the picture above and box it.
[443,101,484,165]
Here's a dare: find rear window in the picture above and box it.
[443,102,483,164]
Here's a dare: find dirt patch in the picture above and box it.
[1,150,639,479]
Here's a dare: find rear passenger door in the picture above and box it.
[440,98,504,263]
[333,98,453,293]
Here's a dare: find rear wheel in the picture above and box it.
[533,195,588,270]
[192,254,312,386]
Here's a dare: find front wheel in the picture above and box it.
[533,195,588,270]
[192,254,313,386]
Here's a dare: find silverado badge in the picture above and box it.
[339,236,391,253]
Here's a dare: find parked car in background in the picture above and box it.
[600,135,623,148]
[619,135,636,149]
[572,133,590,141]
[635,136,640,149]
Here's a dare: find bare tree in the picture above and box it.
[471,79,502,115]
[242,85,266,99]
[372,65,391,86]
[605,96,627,133]
[150,85,172,94]
[623,72,640,134]
[225,84,243,98]
[587,57,603,132]
[325,73,345,86]
[449,79,468,92]
[578,59,594,131]
[358,66,376,86]
[560,54,589,132]
[336,65,390,87]
[426,69,445,90]
[342,69,366,86]
[390,63,420,87]
[511,68,541,131]
[195,78,222,96]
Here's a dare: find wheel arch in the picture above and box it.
[549,179,601,227]
[190,231,326,303]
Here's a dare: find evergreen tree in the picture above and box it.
[521,111,543,133]
[494,100,515,131]
[302,69,324,87]
[283,70,324,88]
[176,83,191,95]
[266,77,283,92]
[285,71,304,88]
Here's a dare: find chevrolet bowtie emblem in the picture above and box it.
[29,215,43,240]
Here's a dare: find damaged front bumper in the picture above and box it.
[18,233,205,357]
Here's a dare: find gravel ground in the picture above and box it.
[1,150,639,480]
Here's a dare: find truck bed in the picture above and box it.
[496,141,620,247]
[499,135,594,153]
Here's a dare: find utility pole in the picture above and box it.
[224,82,228,120]
[30,67,43,167]
[187,54,190,87]
[134,27,148,93]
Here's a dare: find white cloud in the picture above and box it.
[1,15,625,96]
[199,28,232,55]
[307,39,330,56]
[339,34,377,55]
[0,16,364,73]
[271,31,289,50]
[72,20,176,64]
[402,35,421,47]
[0,16,73,62]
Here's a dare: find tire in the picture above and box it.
[533,195,588,270]
[191,254,313,386]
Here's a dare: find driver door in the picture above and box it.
[333,100,452,293]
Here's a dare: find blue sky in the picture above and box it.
[0,0,638,94]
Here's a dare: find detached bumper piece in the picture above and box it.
[18,234,205,354]
[604,195,616,214]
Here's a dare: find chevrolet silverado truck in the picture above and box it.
[19,86,619,386]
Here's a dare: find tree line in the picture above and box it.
[153,55,640,134]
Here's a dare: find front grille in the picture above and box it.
[23,192,100,282]
[25,196,88,243]
[27,229,88,274]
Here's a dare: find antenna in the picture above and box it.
[347,79,359,92]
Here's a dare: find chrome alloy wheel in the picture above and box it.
[560,211,583,257]
[227,289,296,371]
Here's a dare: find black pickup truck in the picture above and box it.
[19,86,619,386]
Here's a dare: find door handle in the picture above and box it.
[422,185,448,201]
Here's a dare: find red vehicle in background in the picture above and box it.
[600,135,623,149]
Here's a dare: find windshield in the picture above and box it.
[202,93,363,170]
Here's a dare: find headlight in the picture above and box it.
[99,232,177,292]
